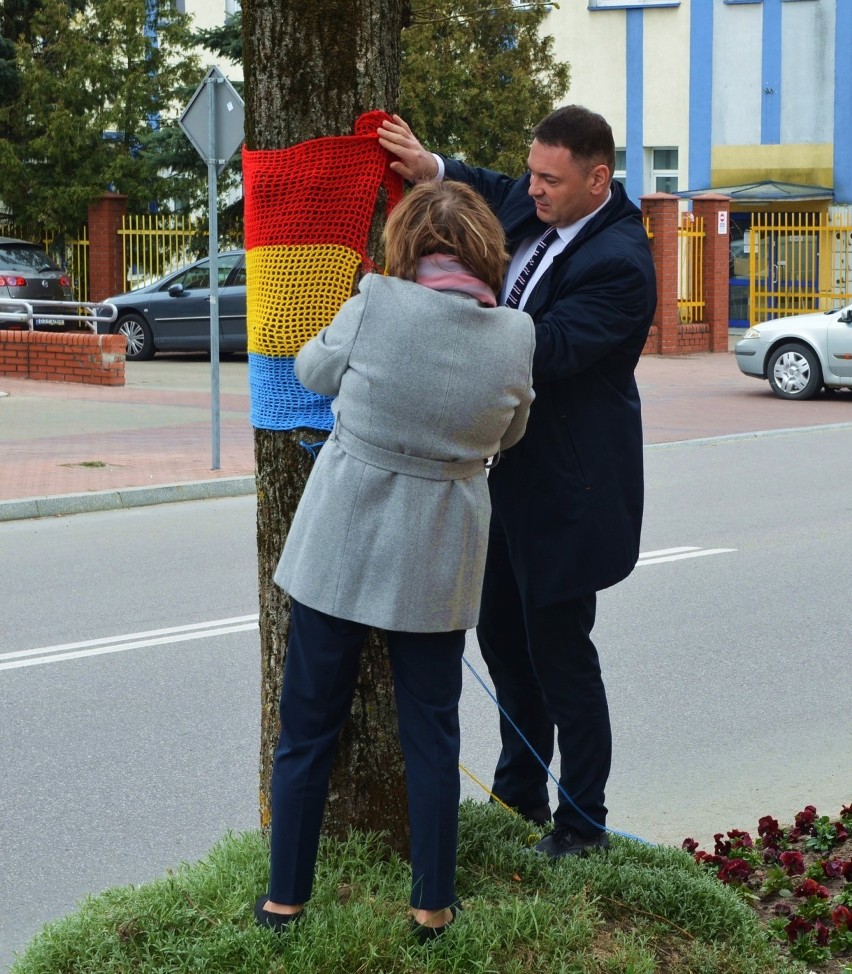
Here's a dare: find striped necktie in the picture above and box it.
[505,226,559,309]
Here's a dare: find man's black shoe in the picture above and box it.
[519,803,552,825]
[533,827,609,859]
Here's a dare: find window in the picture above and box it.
[589,0,679,8]
[652,148,679,193]
[614,150,627,189]
[225,0,241,13]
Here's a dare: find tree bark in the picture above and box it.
[243,0,412,857]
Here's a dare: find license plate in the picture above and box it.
[35,318,64,326]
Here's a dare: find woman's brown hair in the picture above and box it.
[383,181,509,296]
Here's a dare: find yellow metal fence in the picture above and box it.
[119,213,210,291]
[3,216,243,300]
[749,210,852,326]
[678,212,705,324]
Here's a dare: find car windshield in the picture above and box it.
[0,243,59,273]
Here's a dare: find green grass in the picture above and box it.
[11,801,804,974]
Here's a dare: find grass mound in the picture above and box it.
[12,801,801,974]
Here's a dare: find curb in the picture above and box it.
[0,476,256,523]
[4,422,852,524]
[644,421,852,450]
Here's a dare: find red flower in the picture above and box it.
[841,859,852,878]
[727,829,753,850]
[832,905,852,932]
[757,815,781,839]
[694,850,723,867]
[762,846,781,864]
[785,915,814,943]
[794,805,818,831]
[774,902,793,918]
[822,858,844,879]
[779,850,806,875]
[834,821,849,843]
[682,837,699,854]
[795,878,830,899]
[840,803,851,818]
[813,920,832,947]
[713,832,732,857]
[717,858,752,884]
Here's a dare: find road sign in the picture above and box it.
[178,66,245,470]
[179,66,244,176]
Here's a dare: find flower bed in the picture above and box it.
[684,803,852,972]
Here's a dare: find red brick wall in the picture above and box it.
[0,329,126,385]
[641,193,680,355]
[640,192,731,355]
[692,195,733,353]
[87,193,128,302]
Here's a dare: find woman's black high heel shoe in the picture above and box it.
[254,895,304,931]
[410,903,460,944]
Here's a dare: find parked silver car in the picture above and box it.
[98,251,246,360]
[734,303,852,400]
[0,237,75,326]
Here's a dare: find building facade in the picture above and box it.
[179,0,242,81]
[546,0,852,205]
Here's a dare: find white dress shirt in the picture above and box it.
[431,152,611,311]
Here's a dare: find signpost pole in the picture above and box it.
[207,74,221,471]
[178,66,244,472]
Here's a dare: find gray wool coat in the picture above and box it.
[274,273,535,633]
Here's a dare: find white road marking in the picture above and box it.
[637,546,736,566]
[3,547,736,672]
[0,616,259,672]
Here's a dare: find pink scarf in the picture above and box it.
[414,254,497,307]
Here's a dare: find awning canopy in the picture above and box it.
[677,180,834,203]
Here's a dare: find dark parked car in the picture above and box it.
[99,250,247,360]
[0,237,75,326]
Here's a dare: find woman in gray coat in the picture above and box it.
[255,181,535,941]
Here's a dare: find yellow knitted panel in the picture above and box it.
[246,244,362,357]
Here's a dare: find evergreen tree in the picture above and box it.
[401,0,569,175]
[0,0,202,233]
[192,2,568,178]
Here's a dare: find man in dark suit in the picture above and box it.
[379,106,657,857]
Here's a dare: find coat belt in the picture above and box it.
[332,423,484,482]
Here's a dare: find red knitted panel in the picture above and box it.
[243,110,404,253]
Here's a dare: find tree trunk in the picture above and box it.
[243,0,412,857]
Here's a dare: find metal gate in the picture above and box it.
[748,210,852,326]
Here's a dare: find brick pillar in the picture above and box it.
[692,193,733,352]
[87,193,128,302]
[640,193,680,355]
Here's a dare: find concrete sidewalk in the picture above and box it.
[2,349,851,521]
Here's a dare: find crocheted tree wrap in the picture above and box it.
[244,110,404,431]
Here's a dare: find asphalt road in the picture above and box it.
[1,428,851,970]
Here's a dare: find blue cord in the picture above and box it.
[298,439,326,460]
[462,655,654,847]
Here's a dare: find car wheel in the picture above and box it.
[766,343,822,400]
[115,314,155,361]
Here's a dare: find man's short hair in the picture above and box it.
[532,105,616,175]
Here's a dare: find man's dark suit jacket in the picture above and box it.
[443,159,658,608]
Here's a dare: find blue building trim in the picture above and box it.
[688,0,713,190]
[835,0,852,202]
[761,0,782,144]
[625,9,643,204]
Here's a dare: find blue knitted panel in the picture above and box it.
[248,353,334,432]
